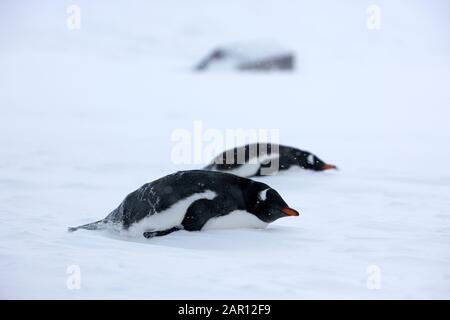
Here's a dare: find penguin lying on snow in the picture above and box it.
[69,170,299,238]
[204,143,337,178]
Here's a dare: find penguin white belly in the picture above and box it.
[123,190,217,237]
[219,154,281,177]
[228,163,261,177]
[202,210,268,230]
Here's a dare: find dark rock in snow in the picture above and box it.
[195,43,295,72]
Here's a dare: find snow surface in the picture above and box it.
[1,0,449,299]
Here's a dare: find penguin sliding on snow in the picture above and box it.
[204,143,337,178]
[68,170,299,238]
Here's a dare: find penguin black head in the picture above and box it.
[246,183,299,223]
[299,152,338,171]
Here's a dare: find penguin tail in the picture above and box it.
[68,219,106,232]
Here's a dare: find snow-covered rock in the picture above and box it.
[195,43,295,71]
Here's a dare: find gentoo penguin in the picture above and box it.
[68,170,299,238]
[204,143,337,178]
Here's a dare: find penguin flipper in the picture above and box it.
[181,198,231,231]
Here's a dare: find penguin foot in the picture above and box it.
[143,226,181,238]
[143,231,157,238]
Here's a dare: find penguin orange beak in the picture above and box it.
[281,207,300,216]
[322,164,338,170]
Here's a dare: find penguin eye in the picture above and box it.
[307,154,315,165]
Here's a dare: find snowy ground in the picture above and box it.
[1,0,449,299]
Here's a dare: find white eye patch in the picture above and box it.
[307,154,315,165]
[258,188,270,201]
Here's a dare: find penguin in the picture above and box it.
[204,143,337,178]
[68,170,299,238]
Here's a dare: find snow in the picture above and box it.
[1,0,450,299]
